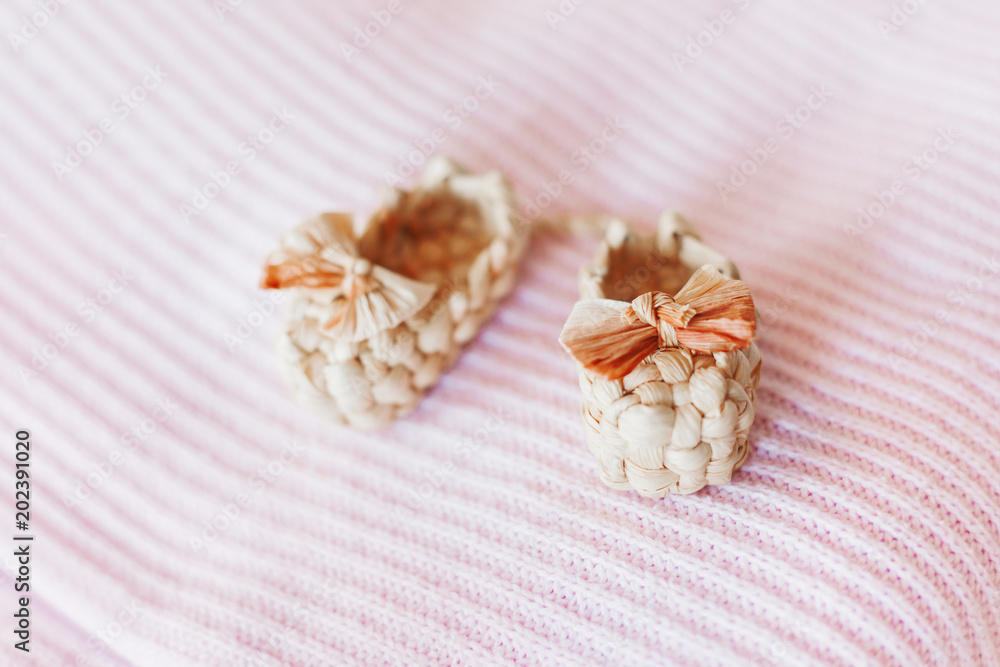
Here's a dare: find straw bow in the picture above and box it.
[260,214,437,342]
[558,265,756,380]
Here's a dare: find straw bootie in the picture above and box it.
[260,157,528,430]
[559,212,761,497]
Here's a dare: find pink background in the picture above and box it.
[1,0,998,665]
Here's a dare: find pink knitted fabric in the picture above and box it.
[2,1,999,665]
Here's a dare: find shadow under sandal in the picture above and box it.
[559,212,762,497]
[261,156,528,430]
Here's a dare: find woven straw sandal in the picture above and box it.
[260,157,528,430]
[559,212,761,497]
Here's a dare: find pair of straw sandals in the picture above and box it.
[260,157,761,498]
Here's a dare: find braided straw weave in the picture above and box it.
[261,157,527,430]
[559,212,762,497]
